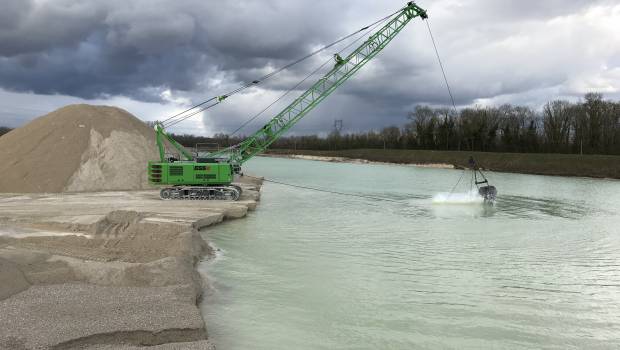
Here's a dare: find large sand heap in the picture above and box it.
[0,104,159,193]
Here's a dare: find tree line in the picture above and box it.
[2,93,618,155]
[172,93,620,155]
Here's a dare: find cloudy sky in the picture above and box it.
[1,0,619,136]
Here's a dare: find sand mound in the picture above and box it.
[0,104,159,193]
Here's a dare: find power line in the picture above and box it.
[333,119,343,133]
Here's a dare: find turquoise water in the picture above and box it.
[199,156,620,349]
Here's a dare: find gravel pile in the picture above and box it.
[0,104,159,193]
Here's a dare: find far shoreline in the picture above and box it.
[263,149,620,180]
[260,153,456,169]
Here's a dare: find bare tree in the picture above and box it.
[543,100,573,153]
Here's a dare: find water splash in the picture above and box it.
[432,189,484,205]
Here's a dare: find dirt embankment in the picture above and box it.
[265,149,620,179]
[0,177,263,350]
[0,104,159,193]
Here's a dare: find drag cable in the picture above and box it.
[244,175,401,203]
[447,169,465,198]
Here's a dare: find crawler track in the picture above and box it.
[159,185,242,200]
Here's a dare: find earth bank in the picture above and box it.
[0,178,262,349]
[0,104,263,349]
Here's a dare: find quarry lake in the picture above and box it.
[199,156,620,349]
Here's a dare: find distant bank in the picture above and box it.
[265,149,620,179]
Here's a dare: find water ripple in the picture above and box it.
[199,157,620,350]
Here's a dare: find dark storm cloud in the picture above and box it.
[0,0,346,100]
[0,0,213,99]
[0,0,31,31]
[0,0,618,134]
[0,1,106,56]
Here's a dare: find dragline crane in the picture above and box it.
[148,2,428,200]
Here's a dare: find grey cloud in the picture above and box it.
[0,0,347,100]
[0,0,106,56]
[471,0,599,20]
[0,0,618,134]
[0,0,32,31]
[0,0,213,98]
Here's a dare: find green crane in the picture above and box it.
[149,2,428,200]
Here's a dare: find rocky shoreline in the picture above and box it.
[0,176,263,349]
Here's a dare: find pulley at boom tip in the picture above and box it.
[407,2,428,19]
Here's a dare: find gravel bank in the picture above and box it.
[0,176,262,349]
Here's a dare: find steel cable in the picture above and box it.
[227,11,394,137]
[160,7,405,128]
[447,169,466,198]
[245,175,401,202]
[425,19,458,115]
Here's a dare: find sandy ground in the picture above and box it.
[0,176,262,350]
[261,153,455,168]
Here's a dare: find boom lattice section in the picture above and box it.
[218,3,427,166]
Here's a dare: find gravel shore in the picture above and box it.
[0,176,262,349]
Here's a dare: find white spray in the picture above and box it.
[432,189,484,205]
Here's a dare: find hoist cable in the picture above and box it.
[228,58,334,137]
[244,6,401,85]
[164,100,220,128]
[159,7,405,128]
[160,97,217,125]
[425,19,458,114]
